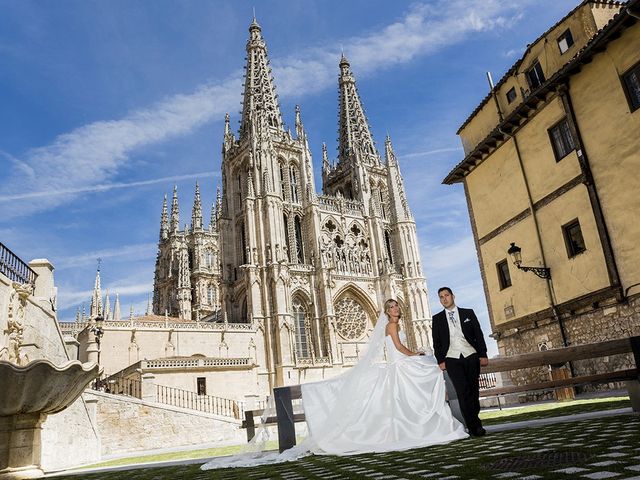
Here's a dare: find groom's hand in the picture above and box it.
[439,362,446,371]
[480,357,489,367]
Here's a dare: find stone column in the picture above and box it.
[28,259,56,313]
[141,373,156,403]
[0,413,45,479]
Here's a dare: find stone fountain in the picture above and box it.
[1,265,98,479]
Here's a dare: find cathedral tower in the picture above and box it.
[152,18,434,394]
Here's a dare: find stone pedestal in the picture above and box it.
[0,414,45,479]
[0,360,99,479]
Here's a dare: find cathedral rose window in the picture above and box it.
[335,298,368,340]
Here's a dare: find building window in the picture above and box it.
[207,285,215,305]
[557,29,574,54]
[506,87,517,104]
[548,118,576,161]
[384,231,394,265]
[496,259,512,290]
[294,216,304,263]
[526,61,546,90]
[562,219,587,258]
[289,166,299,203]
[622,61,640,112]
[293,299,311,359]
[197,377,206,396]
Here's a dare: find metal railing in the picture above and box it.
[0,241,37,285]
[156,384,243,419]
[99,377,142,397]
[479,372,498,390]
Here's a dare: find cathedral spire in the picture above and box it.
[337,55,380,166]
[239,17,284,139]
[160,194,169,240]
[322,142,330,175]
[210,201,217,230]
[89,260,103,319]
[192,182,203,230]
[170,185,180,233]
[384,134,397,166]
[113,293,121,322]
[295,104,304,139]
[385,134,412,221]
[145,294,152,316]
[103,289,111,321]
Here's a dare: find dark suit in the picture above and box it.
[432,307,487,434]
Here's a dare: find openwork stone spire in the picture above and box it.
[170,185,180,233]
[113,294,121,322]
[160,194,169,240]
[192,182,203,230]
[239,17,284,139]
[89,262,102,319]
[337,54,380,166]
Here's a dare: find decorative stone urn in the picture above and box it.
[0,359,99,479]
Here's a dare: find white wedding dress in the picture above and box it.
[201,316,467,470]
[301,332,467,455]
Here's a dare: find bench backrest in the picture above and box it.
[481,336,640,374]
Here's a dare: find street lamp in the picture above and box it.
[507,242,551,279]
[90,315,105,388]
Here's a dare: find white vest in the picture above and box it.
[445,307,476,359]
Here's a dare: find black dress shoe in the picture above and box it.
[471,427,486,437]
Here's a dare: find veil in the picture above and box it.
[200,310,390,470]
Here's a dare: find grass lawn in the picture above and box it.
[480,395,631,425]
[50,412,640,479]
[58,397,640,480]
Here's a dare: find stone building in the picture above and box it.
[444,0,640,384]
[68,18,433,401]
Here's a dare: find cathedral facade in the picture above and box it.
[151,19,432,391]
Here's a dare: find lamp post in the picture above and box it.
[507,242,551,279]
[90,314,104,388]
[507,242,574,376]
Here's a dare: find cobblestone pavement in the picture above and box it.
[49,413,640,480]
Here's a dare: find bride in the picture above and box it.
[201,299,467,469]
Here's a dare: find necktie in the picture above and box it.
[448,310,457,328]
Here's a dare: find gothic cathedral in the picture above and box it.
[152,19,432,388]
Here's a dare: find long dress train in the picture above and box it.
[201,320,467,470]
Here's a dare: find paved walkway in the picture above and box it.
[47,407,639,479]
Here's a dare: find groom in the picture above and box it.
[432,287,488,437]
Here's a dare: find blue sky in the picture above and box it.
[0,0,580,356]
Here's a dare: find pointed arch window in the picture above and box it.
[289,166,299,203]
[283,213,291,262]
[378,188,387,219]
[293,299,311,359]
[279,163,287,200]
[207,285,216,305]
[239,221,248,265]
[294,216,304,263]
[384,230,394,265]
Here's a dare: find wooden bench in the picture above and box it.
[479,336,640,408]
[243,335,639,453]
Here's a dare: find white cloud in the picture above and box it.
[57,280,153,311]
[54,243,158,270]
[2,0,531,218]
[0,171,217,202]
[402,147,463,159]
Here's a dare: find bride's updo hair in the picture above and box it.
[383,299,401,319]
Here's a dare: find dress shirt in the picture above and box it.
[445,307,476,359]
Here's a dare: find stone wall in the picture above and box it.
[498,294,640,389]
[1,265,102,473]
[85,390,245,456]
[41,400,100,471]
